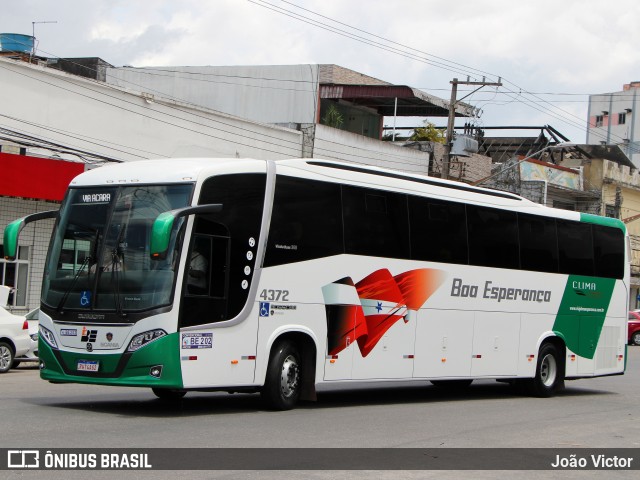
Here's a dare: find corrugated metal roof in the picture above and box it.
[319,83,476,118]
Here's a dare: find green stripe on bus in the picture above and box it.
[580,212,626,232]
[39,332,183,388]
[552,275,616,359]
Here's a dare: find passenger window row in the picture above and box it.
[265,176,624,279]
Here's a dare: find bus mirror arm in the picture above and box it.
[150,204,223,260]
[3,210,58,261]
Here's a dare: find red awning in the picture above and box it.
[0,153,85,201]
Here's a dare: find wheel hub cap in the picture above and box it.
[540,353,557,387]
[280,355,299,398]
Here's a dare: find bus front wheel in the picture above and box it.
[526,343,564,397]
[261,340,301,410]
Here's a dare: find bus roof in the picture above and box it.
[276,159,579,220]
[69,158,267,187]
[68,157,587,223]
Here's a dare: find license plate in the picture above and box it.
[77,360,99,372]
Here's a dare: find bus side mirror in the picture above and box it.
[3,210,58,260]
[150,204,222,260]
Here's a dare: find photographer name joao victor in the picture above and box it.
[551,453,634,469]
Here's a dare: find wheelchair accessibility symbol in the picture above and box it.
[80,290,91,307]
[259,302,270,317]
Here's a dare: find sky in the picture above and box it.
[2,0,640,143]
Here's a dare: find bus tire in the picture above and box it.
[526,343,563,397]
[0,342,14,374]
[261,340,301,410]
[152,388,186,400]
[430,379,473,389]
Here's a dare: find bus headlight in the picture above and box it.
[39,325,58,349]
[127,329,167,352]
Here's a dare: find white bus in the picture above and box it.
[3,158,629,409]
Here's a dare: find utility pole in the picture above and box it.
[442,77,502,180]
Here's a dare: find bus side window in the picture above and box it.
[467,205,519,269]
[557,220,594,276]
[264,176,343,267]
[186,235,211,296]
[342,185,410,259]
[593,225,624,279]
[518,214,558,273]
[409,196,468,265]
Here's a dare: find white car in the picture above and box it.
[12,308,39,367]
[0,303,31,373]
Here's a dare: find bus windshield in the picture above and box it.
[42,184,193,315]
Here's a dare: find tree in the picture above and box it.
[321,104,344,129]
[410,121,446,143]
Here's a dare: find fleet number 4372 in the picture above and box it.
[259,289,289,301]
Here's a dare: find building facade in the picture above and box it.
[0,151,85,312]
[587,81,640,167]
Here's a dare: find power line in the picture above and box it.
[272,0,499,81]
[248,0,640,152]
[0,114,164,161]
[247,0,492,80]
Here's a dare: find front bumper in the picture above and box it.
[38,332,183,388]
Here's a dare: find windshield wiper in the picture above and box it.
[110,248,126,318]
[56,226,99,314]
[109,224,127,318]
[56,255,92,314]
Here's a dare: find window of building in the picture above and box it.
[618,112,626,125]
[595,115,604,127]
[0,245,30,307]
[605,204,619,218]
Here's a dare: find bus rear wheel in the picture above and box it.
[526,343,563,397]
[152,388,186,401]
[261,340,301,410]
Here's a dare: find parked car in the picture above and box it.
[629,311,640,346]
[0,304,31,373]
[12,308,39,367]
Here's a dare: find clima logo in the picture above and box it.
[7,450,39,468]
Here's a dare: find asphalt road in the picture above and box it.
[2,347,640,479]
